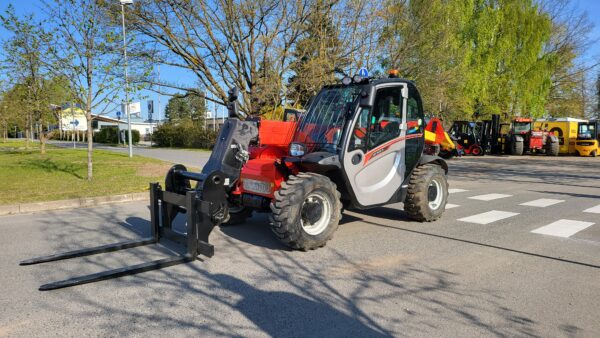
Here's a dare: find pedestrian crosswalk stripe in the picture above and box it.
[448,189,468,194]
[458,210,519,225]
[531,219,595,238]
[520,198,564,208]
[468,193,512,201]
[445,204,460,209]
[583,204,600,214]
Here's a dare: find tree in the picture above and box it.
[379,0,472,119]
[1,5,54,152]
[596,72,600,119]
[537,0,594,118]
[377,0,586,121]
[287,0,348,106]
[164,93,207,123]
[128,0,310,116]
[44,0,132,180]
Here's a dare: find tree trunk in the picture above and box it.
[40,131,47,155]
[86,114,93,181]
[25,115,30,149]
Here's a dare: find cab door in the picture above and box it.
[341,83,408,207]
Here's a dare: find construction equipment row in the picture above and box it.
[435,116,598,157]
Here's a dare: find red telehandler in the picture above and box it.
[22,73,450,290]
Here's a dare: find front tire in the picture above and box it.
[511,140,524,155]
[545,139,559,156]
[270,173,342,250]
[405,164,448,222]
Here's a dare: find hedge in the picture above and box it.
[95,126,140,144]
[152,120,217,149]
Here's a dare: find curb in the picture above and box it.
[0,192,149,216]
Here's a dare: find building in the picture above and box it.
[58,106,159,140]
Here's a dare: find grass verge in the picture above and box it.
[0,139,171,205]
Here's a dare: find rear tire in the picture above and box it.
[405,164,448,222]
[270,173,342,250]
[471,145,484,156]
[592,150,597,157]
[511,140,524,155]
[545,140,559,156]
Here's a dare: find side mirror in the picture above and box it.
[359,84,375,108]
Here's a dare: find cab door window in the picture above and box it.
[368,86,403,149]
[349,108,370,151]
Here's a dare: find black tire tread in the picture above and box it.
[269,173,342,250]
[405,164,448,222]
[546,139,559,156]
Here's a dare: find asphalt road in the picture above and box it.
[1,155,599,337]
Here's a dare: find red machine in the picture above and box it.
[505,118,559,156]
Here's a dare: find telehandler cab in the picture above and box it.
[21,73,449,290]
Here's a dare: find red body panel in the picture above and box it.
[239,119,298,199]
[529,131,544,149]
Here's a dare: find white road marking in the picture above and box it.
[583,204,600,214]
[458,210,519,225]
[445,204,460,209]
[468,193,512,201]
[448,189,468,194]
[520,198,564,208]
[531,219,595,238]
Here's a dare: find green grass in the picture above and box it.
[0,139,171,205]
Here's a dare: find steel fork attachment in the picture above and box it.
[20,170,228,291]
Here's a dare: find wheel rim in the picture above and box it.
[427,179,443,210]
[301,191,331,236]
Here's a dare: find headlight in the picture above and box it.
[290,142,305,156]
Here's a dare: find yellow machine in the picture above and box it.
[574,120,599,157]
[424,118,456,157]
[534,118,585,154]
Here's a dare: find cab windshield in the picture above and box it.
[578,123,595,139]
[513,122,531,133]
[292,85,363,153]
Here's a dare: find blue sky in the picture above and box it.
[1,0,599,119]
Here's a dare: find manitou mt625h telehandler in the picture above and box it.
[22,73,449,290]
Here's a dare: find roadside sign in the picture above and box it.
[116,111,121,120]
[358,67,369,77]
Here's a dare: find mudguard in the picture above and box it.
[419,155,448,174]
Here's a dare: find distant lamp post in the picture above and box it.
[120,0,134,157]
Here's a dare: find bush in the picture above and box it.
[95,127,140,144]
[95,126,119,144]
[153,120,217,149]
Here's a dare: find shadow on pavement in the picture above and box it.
[13,203,584,337]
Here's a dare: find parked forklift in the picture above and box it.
[22,72,450,290]
[574,120,599,157]
[503,118,559,156]
[448,121,485,155]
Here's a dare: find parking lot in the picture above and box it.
[1,155,599,337]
